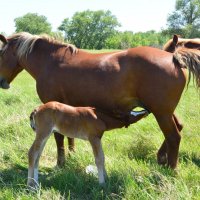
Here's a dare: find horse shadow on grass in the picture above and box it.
[0,160,127,200]
[179,151,200,168]
[0,163,27,190]
[40,159,128,199]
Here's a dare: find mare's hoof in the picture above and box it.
[157,154,167,165]
[57,157,65,168]
[68,147,75,152]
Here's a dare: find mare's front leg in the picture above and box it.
[54,132,75,167]
[54,132,66,167]
[157,114,183,165]
[68,137,75,152]
[155,114,181,169]
[89,136,107,185]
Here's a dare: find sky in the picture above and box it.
[1,0,176,35]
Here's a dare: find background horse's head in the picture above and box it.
[163,35,200,53]
[0,34,23,89]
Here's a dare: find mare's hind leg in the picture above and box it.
[155,114,181,169]
[54,132,75,167]
[157,114,183,165]
[173,114,183,132]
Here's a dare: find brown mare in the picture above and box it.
[0,32,200,169]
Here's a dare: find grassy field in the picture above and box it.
[0,70,199,200]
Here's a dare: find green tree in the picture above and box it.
[165,0,200,37]
[58,10,120,49]
[14,13,52,34]
[105,31,169,49]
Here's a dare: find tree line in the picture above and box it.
[4,0,200,49]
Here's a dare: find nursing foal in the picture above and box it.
[28,101,148,187]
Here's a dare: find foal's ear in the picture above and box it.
[173,35,179,45]
[0,34,8,45]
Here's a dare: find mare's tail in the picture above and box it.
[173,47,200,87]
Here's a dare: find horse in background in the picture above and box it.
[0,32,200,170]
[164,34,200,86]
[163,34,200,53]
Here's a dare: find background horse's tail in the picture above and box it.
[173,47,200,87]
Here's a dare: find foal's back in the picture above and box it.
[31,101,106,140]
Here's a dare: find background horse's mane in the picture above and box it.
[7,32,77,59]
[163,37,200,51]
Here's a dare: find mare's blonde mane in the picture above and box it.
[7,32,77,59]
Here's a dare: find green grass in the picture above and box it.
[0,70,200,200]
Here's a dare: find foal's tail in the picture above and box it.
[173,47,200,87]
[30,109,37,131]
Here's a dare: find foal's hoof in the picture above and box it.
[99,182,106,189]
[27,180,39,192]
[157,154,167,165]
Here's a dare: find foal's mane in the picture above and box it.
[7,32,78,59]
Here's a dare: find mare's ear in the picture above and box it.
[173,35,178,45]
[0,34,8,45]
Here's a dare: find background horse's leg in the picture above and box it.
[155,114,181,169]
[54,132,65,167]
[157,114,183,165]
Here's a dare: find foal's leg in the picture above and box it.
[28,131,50,188]
[89,136,107,185]
[157,114,183,165]
[155,114,181,169]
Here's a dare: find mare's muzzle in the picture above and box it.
[0,76,10,89]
